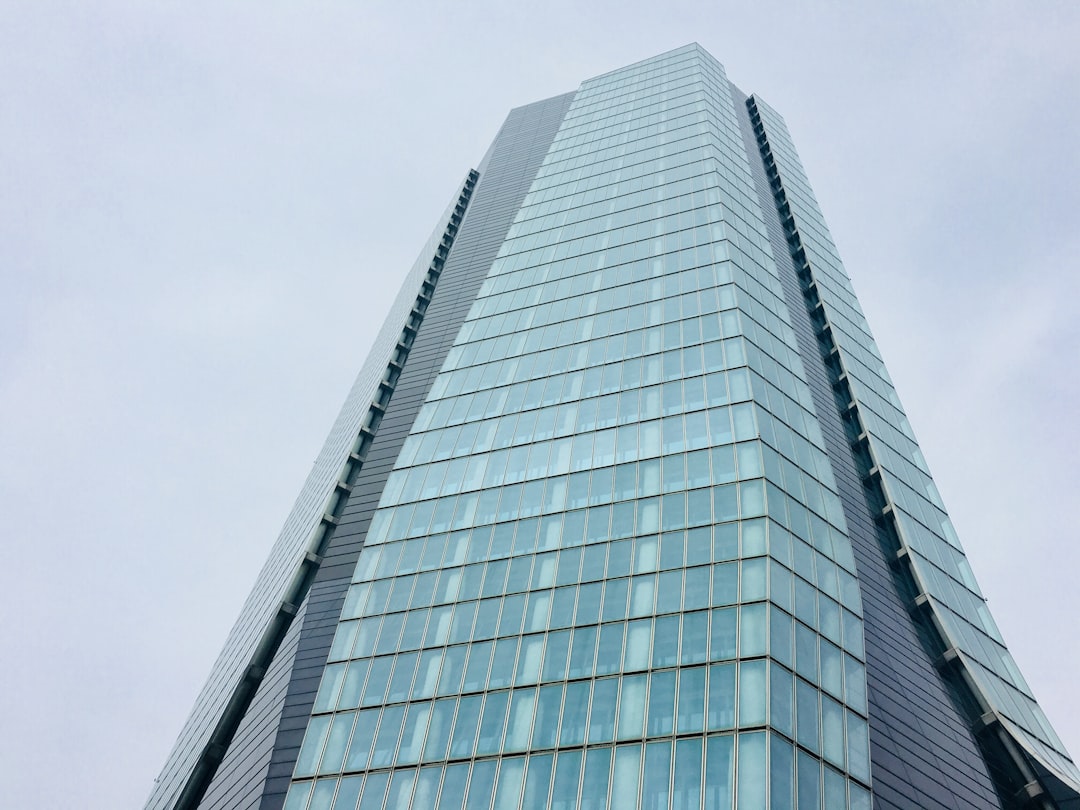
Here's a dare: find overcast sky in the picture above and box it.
[2,2,1078,807]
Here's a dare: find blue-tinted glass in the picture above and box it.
[397,703,430,764]
[770,734,795,810]
[332,776,364,810]
[739,603,766,657]
[386,769,416,810]
[596,622,626,674]
[309,780,335,810]
[677,667,706,733]
[770,663,794,738]
[642,741,672,810]
[648,669,677,736]
[411,768,441,808]
[797,750,821,810]
[422,700,454,762]
[493,758,525,810]
[823,766,846,810]
[581,747,612,810]
[673,738,703,810]
[710,608,736,660]
[589,678,619,743]
[465,760,497,810]
[705,735,734,810]
[319,713,354,774]
[476,690,510,755]
[283,782,312,810]
[611,745,642,808]
[560,681,589,746]
[551,750,583,810]
[521,753,553,806]
[449,695,481,758]
[533,684,562,749]
[708,663,736,731]
[544,630,570,682]
[504,689,535,752]
[369,705,404,768]
[736,732,766,808]
[796,679,819,753]
[437,764,468,809]
[357,771,389,810]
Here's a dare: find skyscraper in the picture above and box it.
[146,44,1078,810]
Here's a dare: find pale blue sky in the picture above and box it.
[2,2,1078,807]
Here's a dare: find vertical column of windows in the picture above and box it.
[691,49,872,808]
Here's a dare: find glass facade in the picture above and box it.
[149,45,1079,810]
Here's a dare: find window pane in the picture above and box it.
[704,735,733,810]
[437,764,468,810]
[476,690,510,756]
[770,734,795,810]
[532,684,562,748]
[582,747,612,810]
[710,607,736,660]
[797,750,821,810]
[672,737,702,810]
[319,712,355,774]
[739,603,766,657]
[358,771,389,810]
[642,741,672,810]
[647,670,676,736]
[707,663,735,731]
[677,667,706,733]
[736,732,765,809]
[397,703,430,765]
[422,700,455,762]
[770,663,794,738]
[295,715,331,777]
[466,760,497,810]
[822,694,845,768]
[653,614,679,667]
[560,681,589,746]
[386,769,416,810]
[449,695,481,758]
[611,745,642,809]
[796,679,820,753]
[283,782,312,810]
[738,660,766,727]
[522,753,553,806]
[551,750,583,810]
[334,776,364,810]
[589,678,619,743]
[369,705,405,768]
[411,769,440,808]
[493,758,525,810]
[618,674,647,740]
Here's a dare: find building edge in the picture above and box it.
[145,169,480,810]
[743,92,1080,808]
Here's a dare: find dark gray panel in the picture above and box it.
[196,598,310,810]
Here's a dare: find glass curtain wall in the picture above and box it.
[282,45,872,810]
